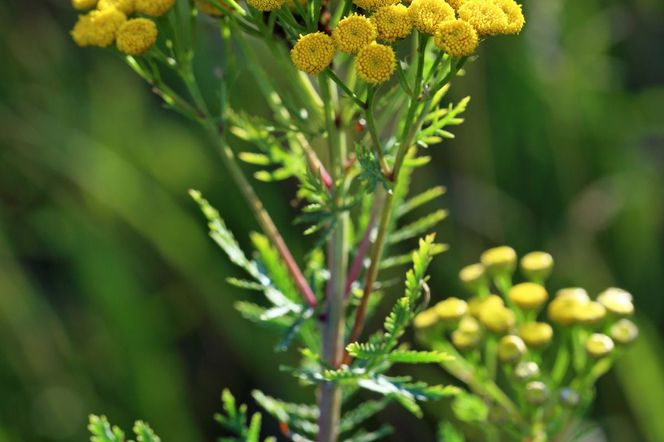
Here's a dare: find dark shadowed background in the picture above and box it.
[1,0,663,441]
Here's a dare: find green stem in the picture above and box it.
[318,75,348,442]
[365,87,390,177]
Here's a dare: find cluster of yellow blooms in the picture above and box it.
[70,0,176,55]
[415,246,638,398]
[289,0,524,83]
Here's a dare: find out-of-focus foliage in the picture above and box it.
[0,0,662,442]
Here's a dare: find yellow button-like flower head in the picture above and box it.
[116,18,158,55]
[135,0,177,16]
[333,14,377,54]
[498,334,526,364]
[71,8,127,48]
[491,0,525,34]
[356,42,396,84]
[452,329,481,351]
[372,5,413,42]
[459,263,487,293]
[479,303,515,334]
[585,333,614,359]
[98,0,135,14]
[290,32,336,75]
[480,245,517,276]
[353,0,398,12]
[520,251,554,281]
[548,288,589,326]
[458,0,509,36]
[408,0,455,35]
[609,319,639,346]
[518,322,553,348]
[509,282,548,310]
[72,0,98,10]
[574,301,606,325]
[434,19,478,58]
[413,307,440,329]
[597,287,634,316]
[434,297,468,321]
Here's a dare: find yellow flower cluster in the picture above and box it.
[372,5,413,42]
[457,0,524,36]
[70,0,168,53]
[433,19,478,57]
[353,0,398,12]
[356,42,397,84]
[407,0,454,35]
[333,14,378,54]
[290,32,337,75]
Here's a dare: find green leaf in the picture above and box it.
[88,415,125,442]
[437,422,466,442]
[380,243,448,270]
[397,186,446,218]
[342,424,393,442]
[452,392,489,423]
[388,210,448,245]
[339,400,389,434]
[133,421,161,442]
[385,350,453,364]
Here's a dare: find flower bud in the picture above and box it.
[597,287,634,316]
[452,329,481,351]
[559,387,580,408]
[434,297,468,322]
[514,361,540,381]
[413,308,439,329]
[498,335,526,364]
[458,316,481,334]
[574,301,606,325]
[518,322,553,348]
[509,282,548,310]
[520,251,554,281]
[459,263,488,293]
[479,303,515,334]
[480,246,517,276]
[609,318,639,345]
[548,288,590,326]
[585,333,614,359]
[525,381,549,405]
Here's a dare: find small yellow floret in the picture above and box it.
[480,245,517,275]
[372,5,413,42]
[458,0,509,36]
[72,0,98,10]
[246,0,285,11]
[446,0,466,10]
[353,0,398,12]
[408,0,455,34]
[585,333,614,359]
[518,322,553,348]
[479,302,515,334]
[434,19,478,58]
[355,42,396,84]
[434,297,468,321]
[71,8,127,48]
[520,251,554,281]
[290,32,336,75]
[491,0,525,34]
[333,14,377,55]
[116,18,158,55]
[98,0,135,14]
[413,308,440,329]
[135,0,176,16]
[597,287,634,316]
[509,282,548,310]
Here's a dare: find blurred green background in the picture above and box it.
[1,0,663,441]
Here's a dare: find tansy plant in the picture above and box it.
[66,0,631,441]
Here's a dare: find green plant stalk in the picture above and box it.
[318,75,348,442]
[180,67,318,308]
[365,87,391,177]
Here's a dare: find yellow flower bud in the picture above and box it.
[355,43,396,84]
[434,297,468,321]
[597,287,634,316]
[413,307,439,329]
[333,14,377,55]
[514,361,539,381]
[372,5,413,43]
[479,303,515,334]
[459,263,487,293]
[408,0,455,35]
[574,301,606,325]
[520,251,554,281]
[71,8,127,48]
[451,329,481,351]
[290,32,336,75]
[548,289,589,326]
[72,0,98,10]
[434,19,478,58]
[98,0,135,14]
[353,0,398,11]
[480,246,517,276]
[518,322,553,348]
[458,316,481,334]
[609,319,639,345]
[116,18,158,55]
[469,294,503,318]
[509,282,548,310]
[135,0,176,16]
[524,381,549,405]
[498,335,526,364]
[585,333,614,359]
